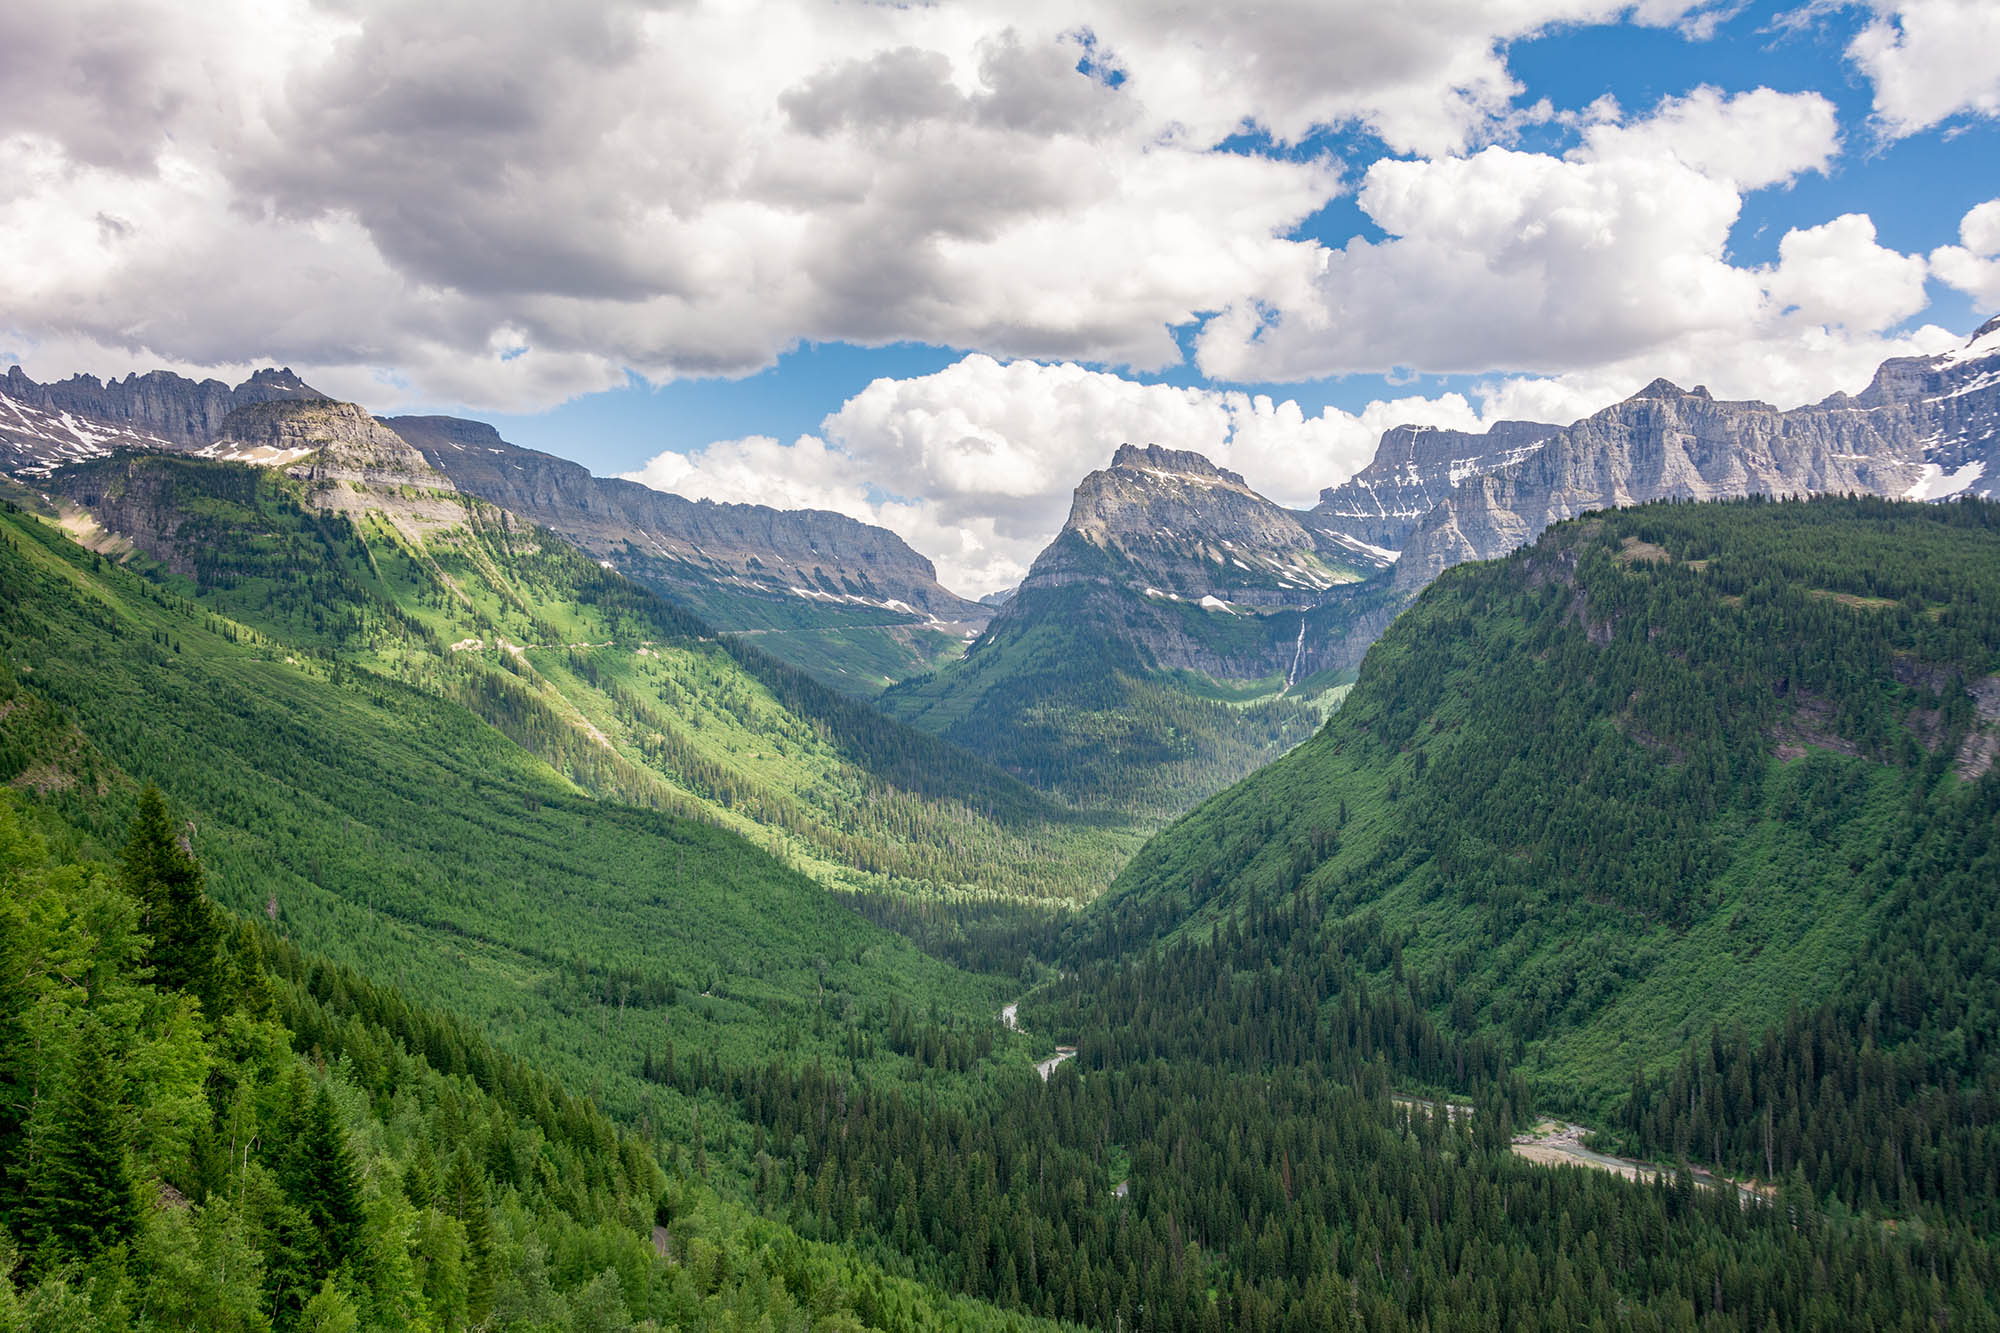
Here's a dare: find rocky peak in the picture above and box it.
[1030,445,1370,612]
[0,365,323,446]
[209,399,462,538]
[1109,443,1249,487]
[1309,419,1558,551]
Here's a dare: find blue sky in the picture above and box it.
[466,1,1999,484]
[4,0,1998,590]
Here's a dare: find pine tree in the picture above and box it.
[282,1084,364,1277]
[121,785,223,1011]
[25,1014,135,1265]
[447,1150,495,1325]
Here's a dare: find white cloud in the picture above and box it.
[1931,197,2000,310]
[1194,145,1766,381]
[0,0,1741,402]
[1764,213,1929,330]
[625,354,1506,595]
[1572,85,1839,188]
[1845,0,2000,137]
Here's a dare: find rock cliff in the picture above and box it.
[1391,320,2000,592]
[2,365,320,446]
[385,415,989,627]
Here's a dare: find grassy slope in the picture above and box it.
[1083,496,2000,1110]
[608,547,972,696]
[0,496,1027,1120]
[48,456,1137,905]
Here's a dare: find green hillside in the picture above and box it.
[606,545,973,694]
[42,455,1136,905]
[0,489,1033,1115]
[1082,496,2000,1123]
[0,789,1068,1331]
[880,540,1332,822]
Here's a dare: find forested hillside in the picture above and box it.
[1082,496,2000,1212]
[0,485,1042,1120]
[0,789,1070,1331]
[38,455,1136,904]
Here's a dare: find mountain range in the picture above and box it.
[4,318,1998,825]
[3,339,1999,1328]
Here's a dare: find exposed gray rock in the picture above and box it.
[1028,442,1375,610]
[1306,420,1559,551]
[985,443,1379,682]
[385,415,988,626]
[1391,322,2000,593]
[1,365,320,447]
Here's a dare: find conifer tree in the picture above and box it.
[282,1084,364,1278]
[121,785,223,1011]
[25,1014,135,1265]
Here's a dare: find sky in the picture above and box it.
[2,1,1998,595]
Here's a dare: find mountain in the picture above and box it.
[0,363,321,458]
[1306,419,1559,551]
[0,369,995,697]
[1390,319,2000,591]
[1086,495,2000,1113]
[1289,319,2000,680]
[35,399,1136,905]
[384,414,989,693]
[881,444,1378,817]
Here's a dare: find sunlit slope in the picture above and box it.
[46,455,1138,903]
[0,492,1014,1110]
[1083,496,2000,1106]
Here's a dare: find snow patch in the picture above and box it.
[1904,461,1987,501]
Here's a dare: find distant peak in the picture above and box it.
[1972,314,2000,345]
[1109,443,1245,487]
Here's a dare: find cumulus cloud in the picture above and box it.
[1571,85,1839,188]
[1191,85,1927,390]
[1930,198,2000,310]
[1845,0,2000,138]
[628,355,1512,595]
[0,0,1741,401]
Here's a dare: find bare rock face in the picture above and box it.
[385,415,988,626]
[986,444,1382,682]
[1026,443,1376,611]
[209,400,465,538]
[1390,322,2000,592]
[1307,420,1559,552]
[0,366,323,473]
[1,365,320,447]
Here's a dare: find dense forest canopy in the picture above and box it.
[3,487,1998,1328]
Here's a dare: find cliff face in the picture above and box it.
[0,366,322,474]
[1391,320,2000,592]
[385,415,989,627]
[984,444,1378,682]
[1022,443,1377,610]
[210,400,467,539]
[1307,420,1558,552]
[1,365,321,446]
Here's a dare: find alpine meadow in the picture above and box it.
[4,3,2000,1330]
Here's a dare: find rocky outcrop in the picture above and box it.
[1307,420,1558,551]
[1024,443,1376,610]
[1391,321,2000,592]
[385,415,988,626]
[210,400,465,539]
[981,444,1379,682]
[2,366,321,447]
